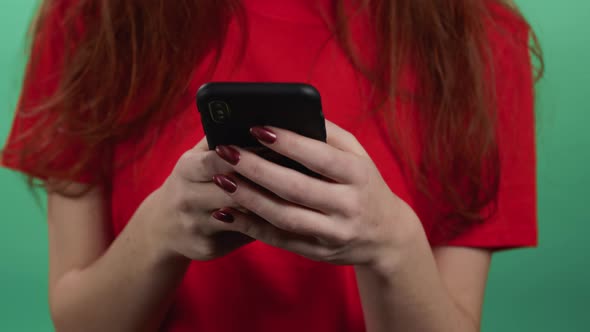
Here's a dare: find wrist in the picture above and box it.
[136,188,191,270]
[367,210,425,279]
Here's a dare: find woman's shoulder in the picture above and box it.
[482,1,534,75]
[485,1,531,41]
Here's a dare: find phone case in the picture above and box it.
[196,82,327,177]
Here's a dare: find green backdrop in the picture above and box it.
[1,1,589,331]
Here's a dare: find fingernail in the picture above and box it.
[215,145,240,165]
[213,174,238,193]
[212,208,235,223]
[250,126,277,144]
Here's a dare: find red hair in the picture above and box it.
[7,0,542,225]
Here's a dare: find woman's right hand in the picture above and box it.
[142,136,254,262]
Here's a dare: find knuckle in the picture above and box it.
[347,201,363,218]
[329,227,356,245]
[237,219,259,238]
[279,180,306,204]
[207,151,234,174]
[177,197,194,214]
[191,241,217,261]
[314,155,335,176]
[176,150,194,167]
[351,159,370,183]
[186,206,208,231]
[166,180,194,214]
[266,232,283,248]
[192,182,236,211]
[285,136,302,154]
[174,182,203,212]
[279,222,296,234]
[180,150,202,169]
[277,216,300,234]
[344,131,364,152]
[340,190,362,217]
[172,195,208,235]
[177,212,200,237]
[206,186,235,210]
[236,192,266,217]
[247,160,266,182]
[176,151,206,180]
[360,163,372,183]
[177,150,234,181]
[223,195,240,208]
[346,131,361,146]
[233,190,254,209]
[309,245,336,262]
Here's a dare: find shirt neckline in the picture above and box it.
[241,0,333,26]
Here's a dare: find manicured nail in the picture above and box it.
[215,145,240,165]
[212,208,235,223]
[213,174,238,193]
[250,126,277,144]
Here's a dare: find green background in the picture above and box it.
[1,1,589,331]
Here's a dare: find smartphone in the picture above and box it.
[196,82,327,177]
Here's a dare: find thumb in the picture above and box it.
[325,120,367,156]
[194,135,210,151]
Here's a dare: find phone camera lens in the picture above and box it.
[209,101,231,123]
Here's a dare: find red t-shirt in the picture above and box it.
[2,1,537,331]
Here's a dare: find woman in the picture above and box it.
[1,0,540,331]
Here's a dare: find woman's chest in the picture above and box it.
[108,15,416,235]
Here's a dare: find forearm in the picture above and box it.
[50,196,190,332]
[355,217,479,332]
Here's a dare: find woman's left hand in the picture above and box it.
[211,120,421,269]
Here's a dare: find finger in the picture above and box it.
[210,207,288,244]
[249,126,359,184]
[194,135,210,151]
[189,182,241,210]
[325,120,366,155]
[176,150,234,182]
[213,174,347,242]
[212,207,330,259]
[223,146,348,212]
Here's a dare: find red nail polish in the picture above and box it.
[213,175,238,193]
[215,145,240,165]
[250,127,277,144]
[212,209,235,223]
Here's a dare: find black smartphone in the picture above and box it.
[196,82,327,177]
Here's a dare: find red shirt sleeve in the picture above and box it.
[1,1,94,183]
[428,7,538,249]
